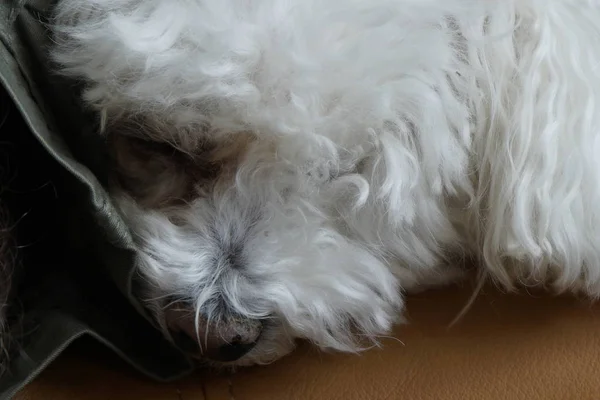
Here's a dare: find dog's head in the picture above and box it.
[107,121,401,366]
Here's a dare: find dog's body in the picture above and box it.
[51,0,600,366]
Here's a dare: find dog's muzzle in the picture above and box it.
[165,302,263,362]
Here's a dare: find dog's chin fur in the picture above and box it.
[50,0,600,366]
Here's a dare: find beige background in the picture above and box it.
[15,284,600,400]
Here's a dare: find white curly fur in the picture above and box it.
[50,0,600,366]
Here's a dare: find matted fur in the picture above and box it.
[51,0,600,366]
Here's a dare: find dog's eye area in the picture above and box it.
[109,133,228,208]
[167,214,188,227]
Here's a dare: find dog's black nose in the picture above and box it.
[165,303,262,362]
[171,330,259,362]
[212,336,258,362]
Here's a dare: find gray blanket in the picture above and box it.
[0,1,195,398]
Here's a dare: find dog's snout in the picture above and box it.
[165,302,262,362]
[211,336,259,362]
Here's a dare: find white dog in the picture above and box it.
[50,0,600,366]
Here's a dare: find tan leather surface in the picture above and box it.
[14,285,600,400]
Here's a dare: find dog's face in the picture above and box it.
[108,123,401,366]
